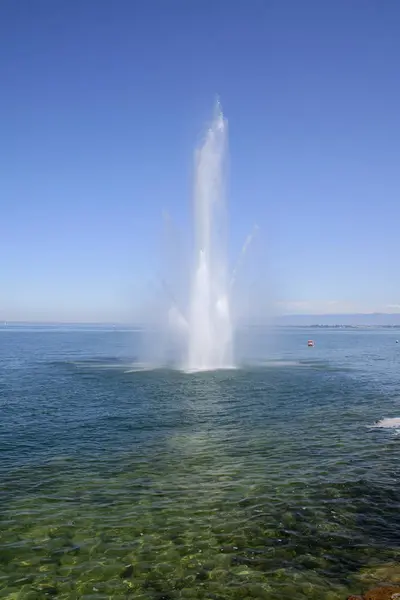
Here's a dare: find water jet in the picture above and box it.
[186,101,233,371]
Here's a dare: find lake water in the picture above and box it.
[1,326,400,600]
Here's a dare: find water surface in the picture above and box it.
[1,326,400,599]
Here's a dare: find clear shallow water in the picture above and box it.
[1,327,400,599]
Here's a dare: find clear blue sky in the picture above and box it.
[1,0,400,322]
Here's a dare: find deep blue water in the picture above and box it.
[1,326,400,600]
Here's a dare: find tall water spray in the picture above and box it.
[186,101,233,370]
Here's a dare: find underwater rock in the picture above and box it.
[348,586,400,600]
[195,569,209,581]
[365,587,400,600]
[34,584,58,596]
[120,563,134,578]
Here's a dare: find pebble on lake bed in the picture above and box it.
[120,564,134,579]
[348,586,400,600]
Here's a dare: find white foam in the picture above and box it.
[372,417,400,429]
[183,365,237,374]
[124,363,158,373]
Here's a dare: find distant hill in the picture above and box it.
[3,314,400,329]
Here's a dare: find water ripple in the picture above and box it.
[1,330,400,598]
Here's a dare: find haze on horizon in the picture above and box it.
[1,1,400,323]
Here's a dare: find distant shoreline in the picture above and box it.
[2,320,400,330]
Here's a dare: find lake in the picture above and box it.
[1,326,400,599]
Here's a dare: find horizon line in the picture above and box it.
[2,312,400,326]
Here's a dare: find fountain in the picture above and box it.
[138,101,266,371]
[142,100,236,371]
[186,101,233,371]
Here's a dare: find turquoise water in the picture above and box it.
[1,326,400,599]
